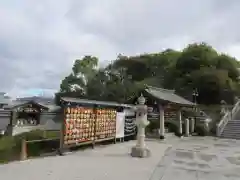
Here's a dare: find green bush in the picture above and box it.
[165,122,179,133]
[195,124,210,136]
[0,136,19,163]
[0,130,60,164]
[147,120,159,133]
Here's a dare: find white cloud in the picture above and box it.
[0,0,240,98]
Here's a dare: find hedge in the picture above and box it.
[0,130,60,164]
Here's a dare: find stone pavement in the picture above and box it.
[0,140,170,180]
[151,137,240,180]
[1,136,240,180]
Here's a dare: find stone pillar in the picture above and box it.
[203,121,210,136]
[220,100,227,116]
[159,105,165,139]
[11,110,17,126]
[131,94,151,158]
[185,118,189,137]
[177,110,182,136]
[190,117,195,134]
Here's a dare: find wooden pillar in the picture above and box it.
[58,108,65,156]
[159,105,165,139]
[20,139,27,161]
[185,118,189,137]
[177,109,182,136]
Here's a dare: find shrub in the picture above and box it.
[0,130,60,164]
[195,124,210,136]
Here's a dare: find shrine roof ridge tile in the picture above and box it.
[60,97,134,108]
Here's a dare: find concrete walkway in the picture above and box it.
[1,137,240,180]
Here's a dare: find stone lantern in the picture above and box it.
[131,94,151,158]
[220,100,227,116]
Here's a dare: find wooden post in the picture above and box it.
[114,108,117,144]
[20,139,27,161]
[58,107,65,156]
[92,105,97,149]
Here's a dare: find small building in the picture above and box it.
[3,100,61,136]
[59,97,135,149]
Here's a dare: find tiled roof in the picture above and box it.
[5,101,49,110]
[145,85,195,106]
[37,102,61,112]
[61,97,133,108]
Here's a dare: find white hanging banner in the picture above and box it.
[116,112,125,138]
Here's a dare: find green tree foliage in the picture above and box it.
[176,43,218,74]
[215,54,240,80]
[59,56,98,93]
[56,42,240,105]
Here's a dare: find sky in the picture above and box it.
[1,0,240,98]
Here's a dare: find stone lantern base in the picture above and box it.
[159,135,165,139]
[131,146,151,158]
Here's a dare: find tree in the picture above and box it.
[176,42,218,74]
[215,54,240,81]
[59,56,99,94]
[56,42,240,105]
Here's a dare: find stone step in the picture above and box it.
[226,123,240,126]
[222,131,240,134]
[220,135,240,139]
[220,132,240,136]
[222,129,240,132]
[227,121,240,123]
[219,118,240,140]
[223,126,240,129]
[224,124,240,127]
[223,129,240,131]
[224,125,240,128]
[221,131,240,134]
[227,123,240,125]
[222,133,240,136]
[226,126,240,129]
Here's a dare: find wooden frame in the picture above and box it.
[59,101,118,153]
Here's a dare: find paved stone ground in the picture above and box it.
[151,136,240,180]
[0,140,170,180]
[1,136,240,180]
